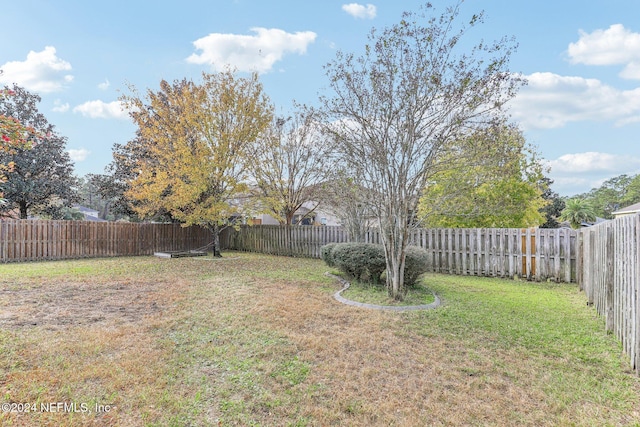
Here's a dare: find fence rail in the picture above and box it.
[221,225,577,283]
[0,219,212,262]
[579,214,640,374]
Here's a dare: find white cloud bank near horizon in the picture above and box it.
[510,72,640,129]
[546,152,640,195]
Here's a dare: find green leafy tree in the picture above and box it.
[121,71,273,256]
[578,174,632,219]
[559,198,596,229]
[75,175,119,220]
[0,84,77,218]
[418,124,546,228]
[571,174,640,218]
[1,90,32,204]
[620,174,640,208]
[539,178,565,228]
[320,2,523,300]
[88,138,156,222]
[1,77,37,204]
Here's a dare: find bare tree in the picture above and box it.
[320,2,524,299]
[249,110,332,225]
[316,169,371,242]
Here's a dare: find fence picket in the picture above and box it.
[0,219,211,262]
[219,225,577,283]
[577,213,640,374]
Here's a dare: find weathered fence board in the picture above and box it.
[0,219,211,262]
[579,214,640,374]
[220,225,577,283]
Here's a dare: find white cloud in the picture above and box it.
[620,61,640,80]
[98,79,110,90]
[546,152,640,174]
[52,99,70,113]
[68,148,90,162]
[73,100,127,119]
[509,72,640,129]
[567,24,640,80]
[186,27,317,73]
[342,3,377,19]
[546,152,640,196]
[0,46,73,93]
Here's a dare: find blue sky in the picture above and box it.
[2,0,640,197]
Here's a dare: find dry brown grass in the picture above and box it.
[0,252,639,426]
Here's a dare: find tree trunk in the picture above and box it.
[211,224,222,258]
[286,224,293,256]
[381,219,408,301]
[285,211,294,225]
[100,202,110,220]
[19,201,28,219]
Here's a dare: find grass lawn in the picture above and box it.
[0,251,639,426]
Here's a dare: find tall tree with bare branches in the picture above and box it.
[320,1,524,299]
[248,110,331,225]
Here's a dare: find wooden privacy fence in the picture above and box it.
[221,225,577,282]
[0,219,212,262]
[579,214,640,374]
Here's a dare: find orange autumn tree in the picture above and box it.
[121,71,273,256]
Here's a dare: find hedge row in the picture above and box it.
[321,242,429,286]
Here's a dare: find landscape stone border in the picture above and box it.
[325,272,441,312]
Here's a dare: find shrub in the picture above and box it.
[320,243,338,267]
[403,245,430,286]
[331,242,386,284]
[324,242,429,287]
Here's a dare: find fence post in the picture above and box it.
[635,214,640,373]
[605,225,614,332]
[576,230,584,291]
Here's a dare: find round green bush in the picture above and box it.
[331,242,386,284]
[320,243,338,267]
[403,245,430,286]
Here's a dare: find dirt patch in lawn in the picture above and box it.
[0,280,168,330]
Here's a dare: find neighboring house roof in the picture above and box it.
[612,202,640,217]
[73,205,99,216]
[0,208,21,219]
[72,205,106,221]
[581,217,609,227]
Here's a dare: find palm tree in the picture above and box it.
[559,198,596,229]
